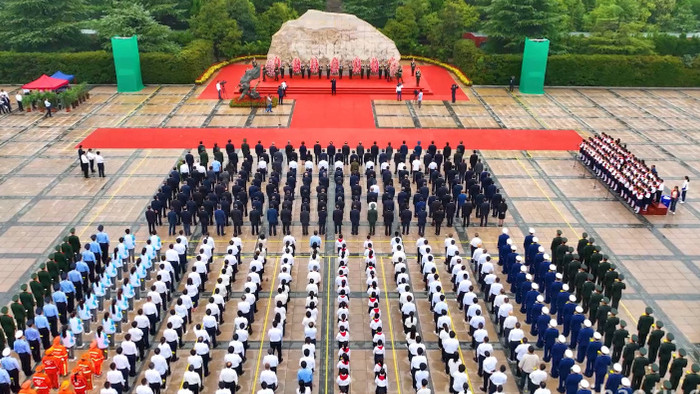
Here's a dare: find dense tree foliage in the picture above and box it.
[0,0,88,51]
[92,2,180,53]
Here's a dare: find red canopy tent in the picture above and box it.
[22,74,69,91]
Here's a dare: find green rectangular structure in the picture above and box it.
[111,36,144,92]
[519,38,550,94]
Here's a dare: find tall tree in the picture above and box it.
[383,6,422,53]
[343,0,399,27]
[228,0,260,43]
[482,0,566,51]
[140,0,190,29]
[426,0,479,56]
[290,0,326,15]
[0,0,87,51]
[191,0,243,59]
[92,2,179,53]
[258,2,298,41]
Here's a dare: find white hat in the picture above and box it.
[621,378,631,387]
[572,365,581,373]
[613,363,622,372]
[601,346,610,355]
[538,246,544,253]
[549,264,556,271]
[558,335,567,343]
[1,348,9,357]
[14,331,22,339]
[584,319,592,327]
[533,237,539,243]
[537,295,544,303]
[511,245,517,251]
[542,307,550,314]
[526,274,533,281]
[555,273,563,279]
[562,284,570,291]
[593,332,602,340]
[529,228,535,234]
[502,228,509,234]
[575,306,584,313]
[580,380,590,389]
[565,349,573,358]
[516,255,523,262]
[569,295,577,302]
[521,266,527,272]
[507,239,513,245]
[531,283,539,290]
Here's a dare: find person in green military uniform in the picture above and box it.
[582,237,596,266]
[53,246,68,274]
[641,363,660,394]
[595,297,611,333]
[68,228,81,261]
[555,238,569,275]
[0,323,5,350]
[10,295,25,331]
[637,307,655,346]
[46,255,60,285]
[603,308,620,348]
[657,333,676,377]
[37,264,53,296]
[611,320,629,363]
[29,274,44,309]
[197,141,206,154]
[631,347,650,390]
[669,348,688,390]
[595,254,610,284]
[588,286,604,322]
[588,247,602,280]
[603,264,619,299]
[367,202,378,236]
[19,285,35,322]
[573,266,589,299]
[659,379,673,394]
[60,237,74,264]
[214,147,224,164]
[550,229,563,266]
[577,232,589,257]
[580,274,595,313]
[199,149,209,169]
[610,274,626,310]
[241,138,251,159]
[682,364,700,394]
[564,250,579,286]
[0,307,16,348]
[622,334,639,376]
[647,321,665,362]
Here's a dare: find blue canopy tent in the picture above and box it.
[50,71,74,82]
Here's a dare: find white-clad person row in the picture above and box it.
[335,241,351,393]
[363,238,390,394]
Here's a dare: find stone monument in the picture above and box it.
[267,10,401,63]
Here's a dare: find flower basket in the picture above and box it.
[273,56,281,69]
[265,58,276,77]
[389,58,400,78]
[370,58,379,75]
[330,57,339,75]
[352,57,361,75]
[292,58,301,75]
[310,57,319,74]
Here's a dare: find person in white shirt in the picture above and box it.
[451,364,469,394]
[95,151,105,177]
[481,351,498,392]
[183,365,202,393]
[259,364,277,390]
[262,348,279,372]
[490,364,508,393]
[528,363,548,394]
[135,378,154,394]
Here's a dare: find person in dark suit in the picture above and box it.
[318,206,327,235]
[215,206,226,235]
[249,207,261,235]
[331,78,336,95]
[167,208,178,236]
[181,207,193,236]
[383,207,393,236]
[350,208,360,235]
[145,207,157,234]
[231,207,243,235]
[400,207,412,235]
[479,200,490,227]
[281,207,292,234]
[300,209,310,235]
[198,207,209,234]
[333,206,343,234]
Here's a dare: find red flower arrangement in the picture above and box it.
[273,56,281,69]
[292,57,301,75]
[310,57,319,74]
[330,57,339,75]
[265,57,276,77]
[370,57,379,75]
[389,57,399,78]
[352,57,362,75]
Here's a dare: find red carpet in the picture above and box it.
[80,127,582,150]
[198,64,465,100]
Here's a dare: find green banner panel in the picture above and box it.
[111,36,144,93]
[519,38,550,95]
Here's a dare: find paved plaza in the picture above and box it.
[0,80,699,393]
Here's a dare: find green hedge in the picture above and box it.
[0,39,215,84]
[453,40,700,86]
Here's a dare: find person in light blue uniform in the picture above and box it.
[96,224,110,265]
[51,284,68,325]
[42,299,59,338]
[67,264,84,300]
[24,320,41,363]
[0,348,20,392]
[13,331,32,376]
[34,309,51,350]
[0,363,11,394]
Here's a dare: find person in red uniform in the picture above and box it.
[70,370,87,394]
[18,380,37,394]
[42,353,60,389]
[31,366,50,394]
[58,381,75,394]
[88,341,105,376]
[48,337,68,376]
[76,356,94,390]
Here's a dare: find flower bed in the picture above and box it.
[229,96,278,108]
[195,55,266,84]
[407,55,473,85]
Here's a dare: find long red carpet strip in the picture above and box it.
[80,127,582,151]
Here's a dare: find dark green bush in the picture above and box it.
[0,39,214,84]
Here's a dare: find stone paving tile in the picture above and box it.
[377,116,415,128]
[621,259,699,295]
[18,198,88,222]
[512,200,578,224]
[375,104,411,116]
[164,115,207,127]
[500,116,542,129]
[47,176,110,197]
[450,104,489,116]
[175,103,216,115]
[0,199,30,222]
[555,178,614,199]
[595,227,673,256]
[207,115,248,127]
[496,177,553,198]
[534,158,582,177]
[0,176,53,197]
[571,201,642,225]
[0,225,65,254]
[250,114,291,127]
[17,157,75,175]
[417,116,457,128]
[654,301,700,343]
[121,114,168,127]
[458,116,500,128]
[484,159,535,176]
